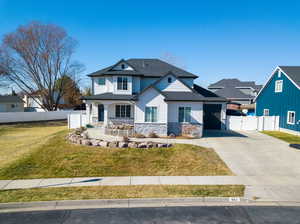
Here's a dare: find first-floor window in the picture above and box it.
[116,105,131,118]
[287,111,296,125]
[145,107,158,122]
[263,109,269,116]
[179,107,191,122]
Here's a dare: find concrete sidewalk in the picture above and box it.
[0,176,248,190]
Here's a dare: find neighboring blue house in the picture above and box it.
[255,66,300,134]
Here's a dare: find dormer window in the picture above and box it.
[168,77,172,83]
[121,64,125,69]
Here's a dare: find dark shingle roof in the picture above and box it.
[214,87,251,99]
[193,84,227,101]
[88,59,198,78]
[279,66,300,87]
[81,93,137,101]
[162,91,205,101]
[209,78,262,90]
[0,95,23,103]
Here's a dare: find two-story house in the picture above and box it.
[82,59,227,137]
[255,66,300,134]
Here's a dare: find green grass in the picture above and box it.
[262,131,300,144]
[0,122,67,168]
[0,185,244,203]
[0,125,233,179]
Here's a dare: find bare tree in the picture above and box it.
[0,22,84,111]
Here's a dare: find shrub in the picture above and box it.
[148,132,159,138]
[86,124,94,128]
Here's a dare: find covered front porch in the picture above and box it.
[85,100,135,127]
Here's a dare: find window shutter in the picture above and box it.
[179,107,184,122]
[126,105,131,118]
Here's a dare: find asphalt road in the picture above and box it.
[1,206,300,224]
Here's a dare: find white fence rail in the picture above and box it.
[0,111,83,124]
[226,116,279,131]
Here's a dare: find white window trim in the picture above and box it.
[287,111,296,125]
[178,106,192,123]
[117,76,128,91]
[275,80,283,93]
[144,106,159,123]
[263,109,269,116]
[278,70,281,78]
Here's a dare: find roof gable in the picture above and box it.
[255,66,300,101]
[154,72,192,92]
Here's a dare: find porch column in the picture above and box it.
[103,104,109,126]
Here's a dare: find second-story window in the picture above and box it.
[117,77,128,90]
[98,77,105,85]
[275,80,283,93]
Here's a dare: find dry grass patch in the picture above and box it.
[0,122,67,168]
[262,131,300,144]
[0,185,244,203]
[0,130,232,179]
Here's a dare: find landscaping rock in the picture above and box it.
[81,139,91,146]
[99,141,109,147]
[146,142,154,148]
[151,143,158,148]
[128,142,138,148]
[138,142,147,148]
[118,142,128,148]
[157,143,168,148]
[109,141,118,148]
[81,132,89,139]
[91,139,100,146]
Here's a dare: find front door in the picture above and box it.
[203,104,222,130]
[98,104,104,122]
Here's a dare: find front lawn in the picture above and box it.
[262,131,300,144]
[0,124,233,179]
[0,121,67,168]
[0,185,244,203]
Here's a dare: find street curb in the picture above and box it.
[2,197,300,213]
[0,197,248,213]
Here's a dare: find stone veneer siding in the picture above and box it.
[168,122,203,138]
[134,123,168,136]
[109,118,134,126]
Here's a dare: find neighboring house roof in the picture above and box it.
[208,78,262,91]
[213,87,251,99]
[88,58,198,78]
[278,66,300,88]
[81,93,137,101]
[0,95,23,103]
[193,84,228,101]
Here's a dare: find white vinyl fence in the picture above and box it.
[226,116,279,131]
[0,111,83,124]
[68,112,87,129]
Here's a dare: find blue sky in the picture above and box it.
[1,0,300,93]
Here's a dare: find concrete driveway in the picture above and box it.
[201,130,300,176]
